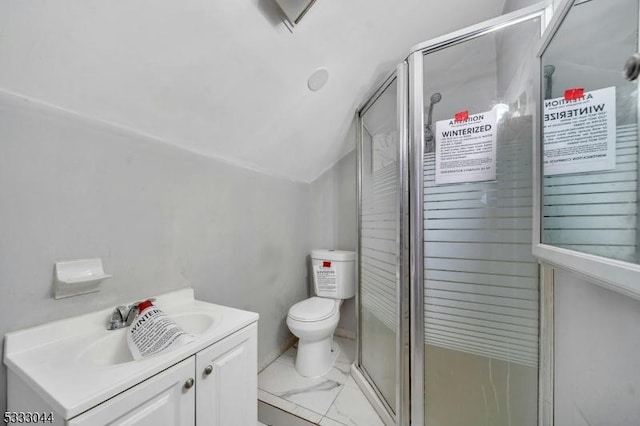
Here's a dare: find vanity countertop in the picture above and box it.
[3,288,259,419]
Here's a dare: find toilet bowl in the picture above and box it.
[287,297,342,377]
[287,249,355,377]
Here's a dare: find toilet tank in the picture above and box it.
[311,249,356,299]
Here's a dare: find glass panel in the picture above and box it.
[359,78,399,412]
[540,0,640,263]
[422,18,541,426]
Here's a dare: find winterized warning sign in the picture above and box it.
[543,86,616,175]
[435,110,497,185]
[314,265,337,294]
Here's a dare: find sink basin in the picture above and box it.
[172,312,216,334]
[4,288,259,420]
[79,312,216,366]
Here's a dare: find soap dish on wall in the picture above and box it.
[54,258,112,299]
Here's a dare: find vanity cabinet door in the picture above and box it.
[195,323,257,426]
[68,357,196,426]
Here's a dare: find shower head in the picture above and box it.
[543,65,556,100]
[424,92,442,148]
[543,65,556,77]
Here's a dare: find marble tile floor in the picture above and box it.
[258,336,384,426]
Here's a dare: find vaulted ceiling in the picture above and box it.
[0,0,508,182]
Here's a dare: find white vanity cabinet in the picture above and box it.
[4,289,260,426]
[68,357,196,425]
[68,324,257,426]
[195,322,257,425]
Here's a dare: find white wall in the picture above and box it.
[0,0,509,183]
[309,138,358,335]
[0,90,312,415]
[554,268,640,425]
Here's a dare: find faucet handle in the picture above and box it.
[116,305,130,322]
[124,305,138,326]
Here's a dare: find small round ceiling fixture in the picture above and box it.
[308,68,329,91]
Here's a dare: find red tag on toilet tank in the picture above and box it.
[564,87,584,101]
[454,110,469,122]
[323,261,331,268]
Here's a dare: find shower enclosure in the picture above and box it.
[355,3,553,425]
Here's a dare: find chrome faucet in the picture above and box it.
[107,298,155,330]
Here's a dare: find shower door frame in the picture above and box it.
[533,0,640,301]
[355,61,410,426]
[407,3,554,425]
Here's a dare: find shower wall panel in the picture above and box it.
[423,119,539,368]
[359,77,400,411]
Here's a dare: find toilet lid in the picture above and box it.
[288,297,338,322]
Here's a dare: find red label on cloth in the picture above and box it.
[564,88,584,101]
[323,261,331,268]
[454,110,469,122]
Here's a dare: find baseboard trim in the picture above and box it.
[259,335,298,372]
[281,334,298,352]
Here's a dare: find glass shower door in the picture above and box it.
[357,67,408,424]
[409,6,550,426]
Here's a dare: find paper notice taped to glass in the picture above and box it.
[435,110,497,185]
[543,86,616,175]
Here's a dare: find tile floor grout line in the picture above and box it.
[259,337,361,426]
[322,377,349,419]
[321,337,355,423]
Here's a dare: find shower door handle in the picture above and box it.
[624,53,640,81]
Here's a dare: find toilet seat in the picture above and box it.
[288,297,339,322]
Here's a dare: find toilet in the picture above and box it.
[287,249,355,377]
